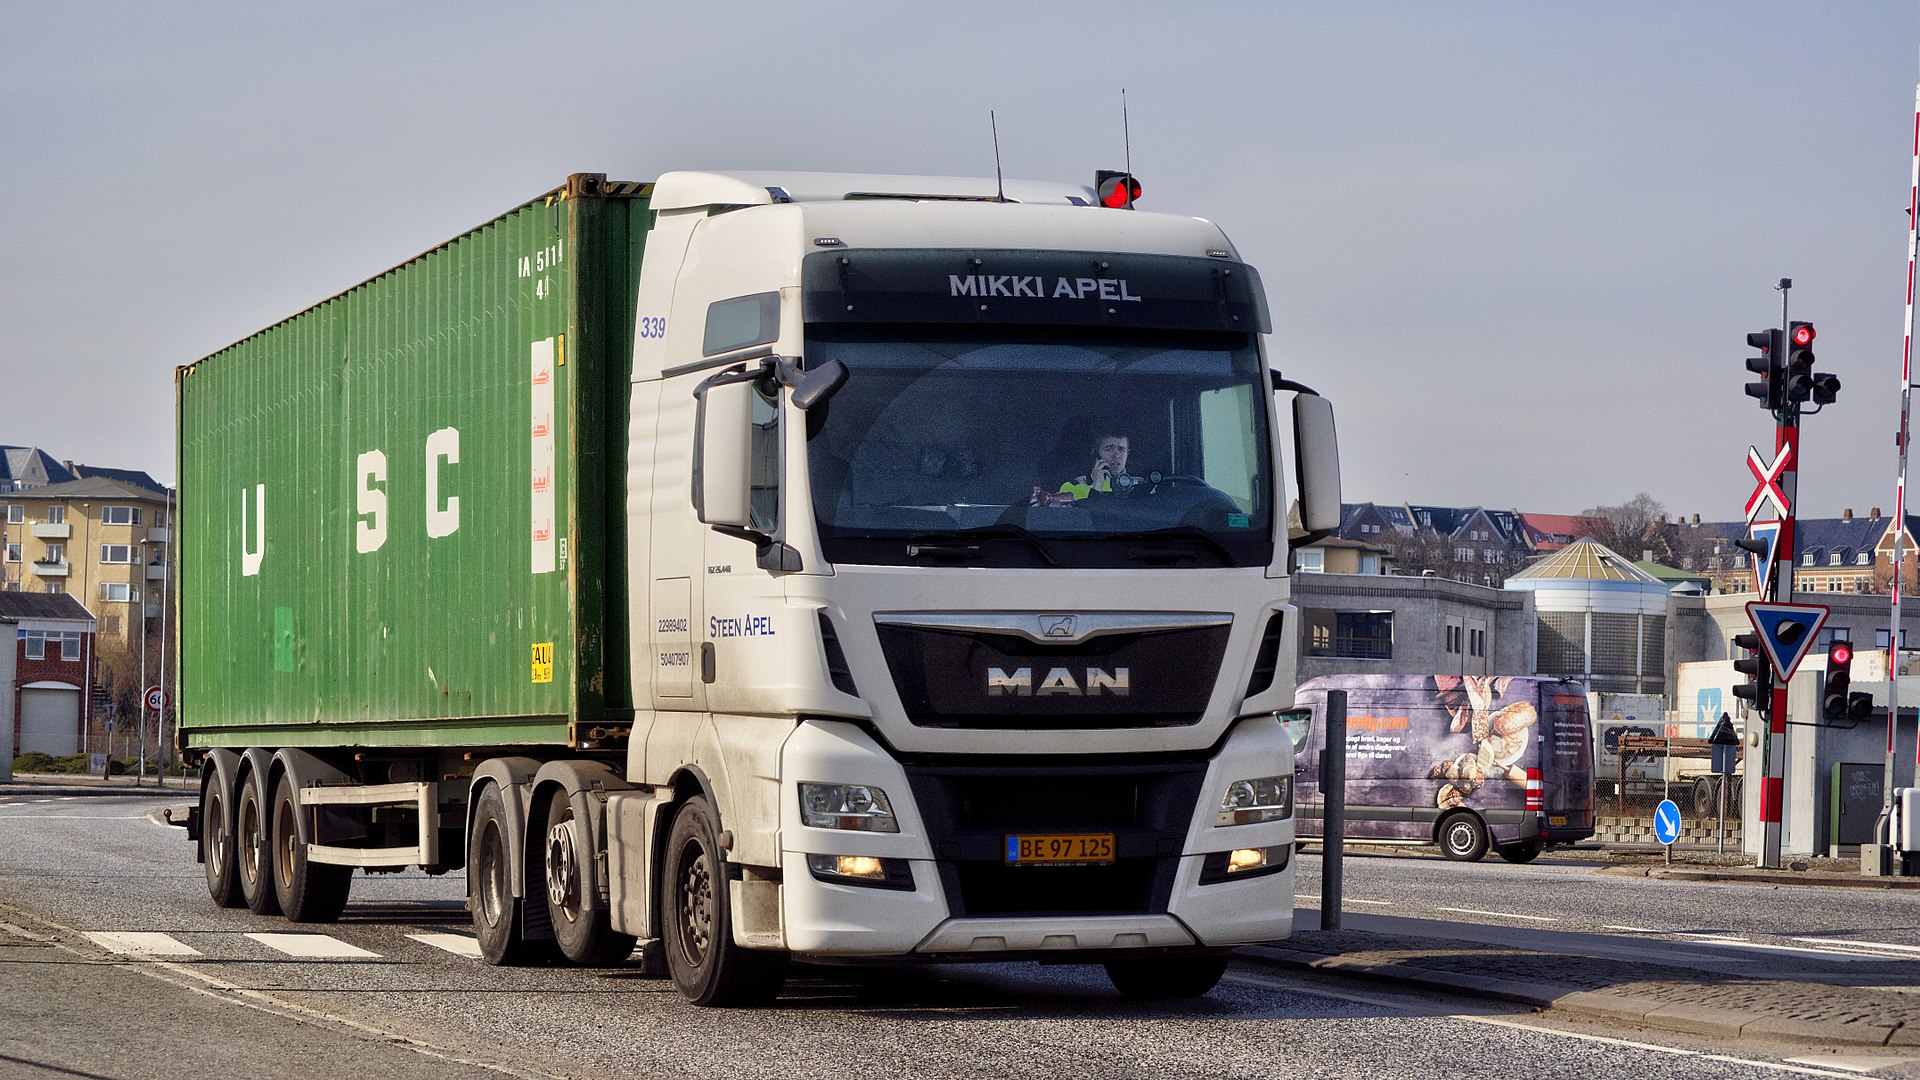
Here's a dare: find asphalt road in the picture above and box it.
[3,791,1917,1080]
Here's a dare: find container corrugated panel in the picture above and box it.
[176,176,653,750]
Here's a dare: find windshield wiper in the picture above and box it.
[1104,526,1239,565]
[951,523,1060,566]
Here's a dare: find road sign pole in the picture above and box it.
[1760,317,1801,870]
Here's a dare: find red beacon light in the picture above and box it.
[1093,170,1142,209]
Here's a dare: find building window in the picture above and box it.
[101,506,141,526]
[1445,624,1462,654]
[1483,550,1501,564]
[23,629,44,659]
[2,542,18,562]
[1803,553,1815,566]
[1858,552,1872,565]
[1876,628,1911,650]
[1831,553,1843,566]
[1469,627,1487,657]
[41,543,63,564]
[1359,554,1380,574]
[100,544,134,564]
[46,505,64,525]
[44,582,62,595]
[1456,547,1474,562]
[1304,609,1394,660]
[24,631,82,663]
[5,504,21,524]
[1295,549,1325,574]
[100,582,133,603]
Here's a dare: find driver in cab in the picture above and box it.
[1058,432,1145,500]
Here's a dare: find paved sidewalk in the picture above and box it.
[1251,928,1920,1048]
[0,771,188,797]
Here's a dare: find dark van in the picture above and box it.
[1291,675,1596,862]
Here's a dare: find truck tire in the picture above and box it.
[470,783,552,966]
[1497,841,1543,864]
[663,796,787,1006]
[1438,812,1489,862]
[543,792,636,966]
[236,772,281,916]
[202,773,243,908]
[1104,955,1229,999]
[271,774,352,923]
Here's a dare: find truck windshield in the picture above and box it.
[804,325,1275,569]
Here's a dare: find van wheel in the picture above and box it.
[236,773,281,916]
[272,774,352,922]
[202,773,243,908]
[1105,955,1229,998]
[1497,842,1543,864]
[544,792,636,966]
[1438,813,1489,862]
[663,796,787,1006]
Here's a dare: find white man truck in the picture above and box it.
[174,170,1342,1005]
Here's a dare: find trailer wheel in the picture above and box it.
[1496,841,1543,864]
[1104,955,1229,999]
[271,774,352,922]
[202,772,243,908]
[236,772,281,916]
[663,796,787,1006]
[1438,812,1489,862]
[470,783,551,966]
[543,793,636,966]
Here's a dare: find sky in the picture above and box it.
[4,2,1918,523]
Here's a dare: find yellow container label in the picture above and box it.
[532,641,554,684]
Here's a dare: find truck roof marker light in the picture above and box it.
[813,237,844,248]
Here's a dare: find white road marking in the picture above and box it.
[1603,925,1657,933]
[1785,1055,1920,1074]
[1228,970,1870,1078]
[1790,936,1920,957]
[1678,934,1886,963]
[407,932,482,958]
[245,932,380,958]
[1435,906,1557,922]
[86,931,201,956]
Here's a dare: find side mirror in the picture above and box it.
[693,376,754,529]
[1292,393,1342,534]
[1278,707,1313,750]
[790,358,848,411]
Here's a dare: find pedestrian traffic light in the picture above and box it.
[1822,639,1853,721]
[1784,321,1816,403]
[1732,630,1772,710]
[1095,170,1141,209]
[1810,371,1842,406]
[1745,328,1782,410]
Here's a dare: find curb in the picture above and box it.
[1241,944,1910,1048]
[1597,865,1920,890]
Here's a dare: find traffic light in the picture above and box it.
[1745,328,1782,410]
[1094,170,1141,209]
[1784,321,1816,403]
[1732,630,1772,711]
[1822,639,1853,721]
[1810,369,1842,406]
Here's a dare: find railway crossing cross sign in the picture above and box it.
[1744,601,1830,681]
[1745,444,1792,523]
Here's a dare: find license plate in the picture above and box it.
[1549,815,1567,826]
[1005,833,1115,865]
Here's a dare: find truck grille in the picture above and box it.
[902,757,1207,917]
[875,621,1229,730]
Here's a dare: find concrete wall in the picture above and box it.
[1293,573,1535,684]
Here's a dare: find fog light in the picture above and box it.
[805,852,915,891]
[837,855,885,878]
[1228,848,1268,873]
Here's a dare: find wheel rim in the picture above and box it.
[545,810,581,923]
[477,820,509,928]
[1447,822,1474,855]
[239,791,262,888]
[205,789,226,874]
[675,837,714,969]
[275,794,296,892]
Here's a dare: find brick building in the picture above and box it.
[2,592,96,756]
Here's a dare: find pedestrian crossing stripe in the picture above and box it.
[407,932,482,958]
[86,931,201,956]
[245,932,381,958]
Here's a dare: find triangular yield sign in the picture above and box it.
[1746,520,1782,595]
[1745,601,1830,681]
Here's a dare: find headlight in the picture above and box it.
[798,782,899,832]
[1215,775,1292,826]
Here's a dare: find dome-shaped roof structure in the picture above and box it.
[1507,537,1662,584]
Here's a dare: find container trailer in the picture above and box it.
[174,169,1343,1004]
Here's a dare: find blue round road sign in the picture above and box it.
[1653,798,1682,846]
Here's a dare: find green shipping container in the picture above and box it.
[176,175,653,751]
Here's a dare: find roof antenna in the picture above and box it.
[1121,88,1134,208]
[991,111,1007,202]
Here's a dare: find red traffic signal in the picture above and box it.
[1094,170,1142,209]
[1791,322,1816,348]
[1830,641,1852,665]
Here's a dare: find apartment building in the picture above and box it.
[1,476,172,650]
